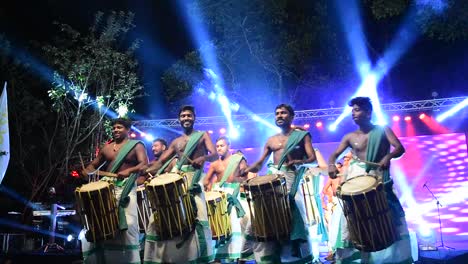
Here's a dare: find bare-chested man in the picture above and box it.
[203,136,254,262]
[80,118,148,264]
[143,105,218,263]
[137,138,168,185]
[328,97,412,264]
[243,103,318,263]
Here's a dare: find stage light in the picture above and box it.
[140,132,146,137]
[70,170,79,178]
[208,130,213,134]
[315,122,322,128]
[419,113,426,120]
[417,226,436,251]
[436,98,468,122]
[229,129,239,139]
[304,124,310,129]
[392,115,400,122]
[328,124,337,132]
[404,116,412,122]
[219,128,226,134]
[290,124,296,128]
[145,134,154,141]
[130,132,136,138]
[67,234,74,242]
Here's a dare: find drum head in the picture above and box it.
[246,174,281,186]
[79,181,110,192]
[149,172,182,186]
[340,175,377,195]
[205,191,222,203]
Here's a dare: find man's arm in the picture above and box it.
[117,143,149,178]
[328,134,351,179]
[379,126,405,169]
[244,141,272,173]
[81,145,107,179]
[286,134,316,166]
[146,141,176,174]
[191,132,218,167]
[203,162,218,191]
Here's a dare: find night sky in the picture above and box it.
[1,1,467,118]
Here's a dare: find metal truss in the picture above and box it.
[133,96,467,128]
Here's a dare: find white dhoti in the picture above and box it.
[81,183,141,264]
[143,169,214,263]
[247,167,315,264]
[334,161,413,264]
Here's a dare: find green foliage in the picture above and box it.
[162,0,343,104]
[365,0,468,42]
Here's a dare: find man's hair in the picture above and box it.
[336,162,343,166]
[153,138,167,148]
[178,105,196,117]
[216,136,231,146]
[275,104,295,117]
[348,97,373,113]
[111,118,132,129]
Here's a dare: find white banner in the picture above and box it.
[0,82,10,184]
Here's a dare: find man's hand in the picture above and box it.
[191,156,206,168]
[286,159,302,167]
[378,156,391,170]
[117,169,131,180]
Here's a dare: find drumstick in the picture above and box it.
[352,155,381,167]
[87,170,118,178]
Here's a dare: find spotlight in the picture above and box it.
[290,124,296,128]
[419,113,426,120]
[315,122,322,128]
[219,128,226,134]
[404,116,412,122]
[67,234,74,242]
[304,124,310,129]
[392,115,400,122]
[208,130,213,134]
[328,124,337,132]
[130,132,137,138]
[145,134,154,141]
[140,132,146,137]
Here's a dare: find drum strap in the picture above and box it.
[277,130,308,170]
[176,131,204,170]
[219,153,244,187]
[156,155,176,175]
[224,183,246,218]
[288,166,309,242]
[366,126,390,182]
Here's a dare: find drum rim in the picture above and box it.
[205,191,223,203]
[147,172,184,186]
[338,175,380,195]
[246,174,284,188]
[77,181,111,192]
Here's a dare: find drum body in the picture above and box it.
[137,185,152,232]
[75,181,119,242]
[302,171,321,225]
[245,174,291,241]
[205,191,231,240]
[337,175,399,252]
[146,172,195,240]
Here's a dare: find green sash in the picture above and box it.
[277,130,309,242]
[220,153,246,218]
[156,155,176,175]
[365,126,390,182]
[176,131,204,172]
[106,139,144,231]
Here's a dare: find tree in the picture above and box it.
[34,11,144,202]
[365,0,468,42]
[162,0,346,109]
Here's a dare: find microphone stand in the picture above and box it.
[423,183,455,250]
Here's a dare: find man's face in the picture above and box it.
[179,110,195,130]
[152,141,166,157]
[351,104,371,125]
[216,139,229,157]
[112,123,129,140]
[275,107,293,128]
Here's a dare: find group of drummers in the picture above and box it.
[77,97,414,264]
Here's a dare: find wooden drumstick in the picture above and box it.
[87,170,118,178]
[352,155,381,167]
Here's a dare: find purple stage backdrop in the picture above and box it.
[237,133,468,245]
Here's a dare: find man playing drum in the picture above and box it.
[80,118,149,263]
[328,97,412,263]
[203,136,255,262]
[144,105,218,263]
[243,104,319,264]
[137,138,167,185]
